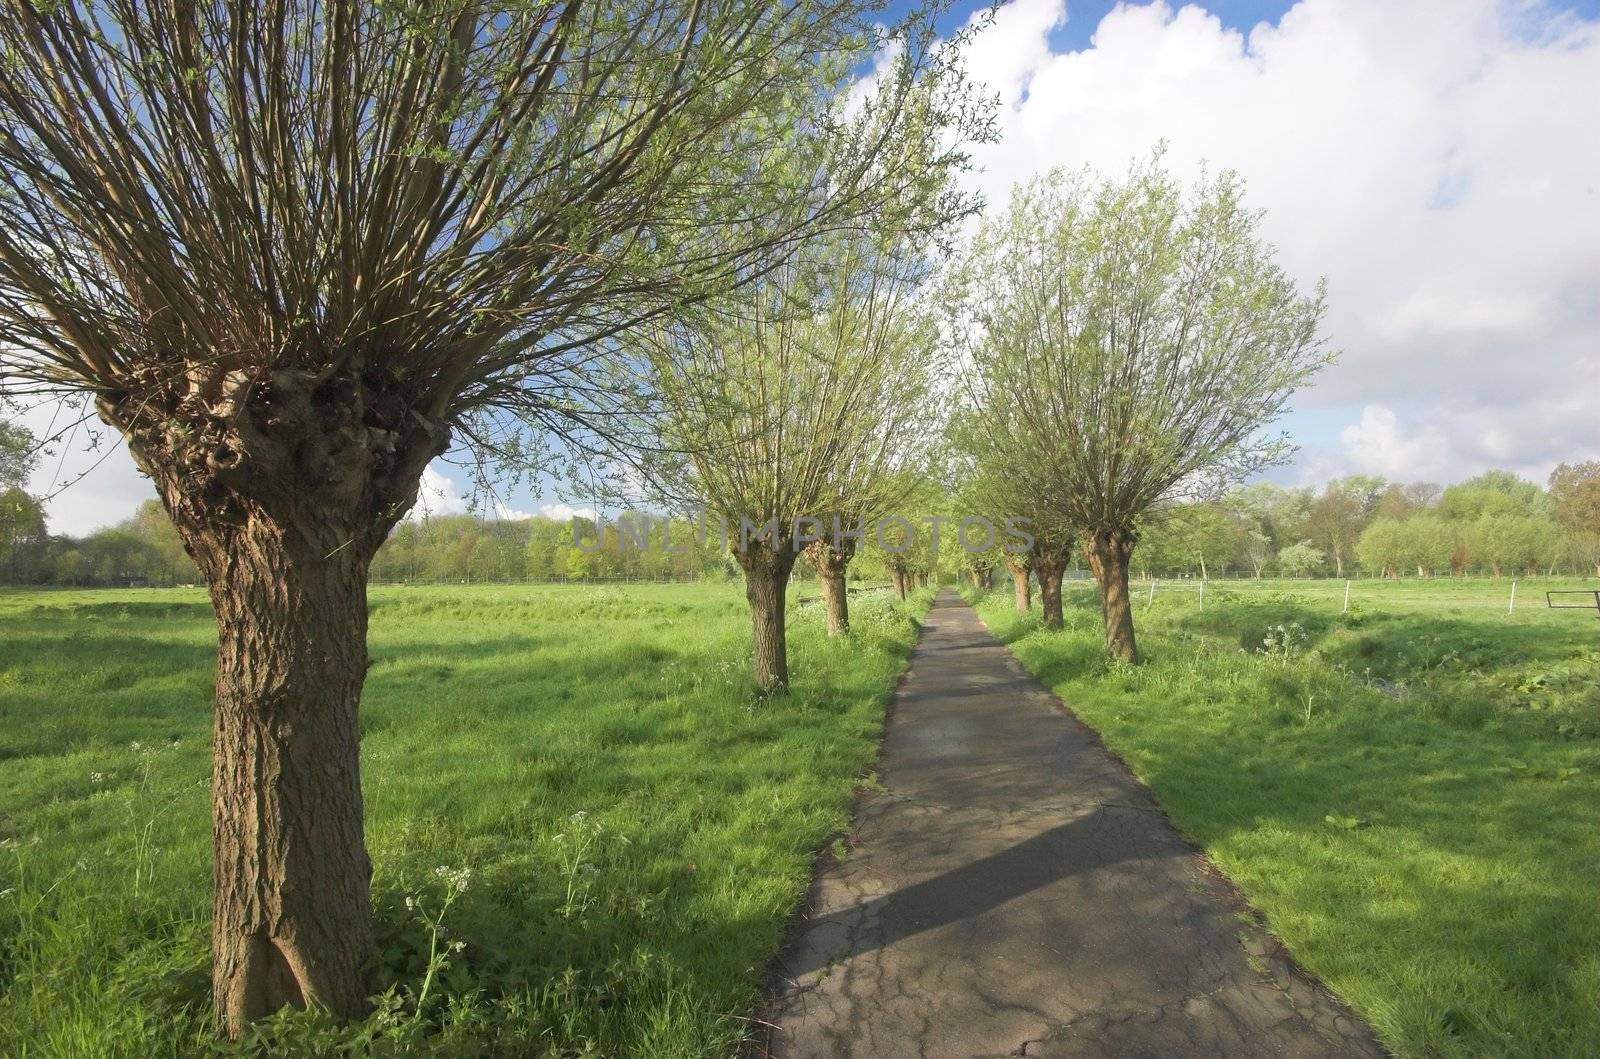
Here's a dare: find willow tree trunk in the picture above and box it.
[1086,527,1139,663]
[103,369,446,1037]
[890,568,908,601]
[737,543,797,692]
[1035,551,1066,629]
[207,525,374,1028]
[1005,554,1032,612]
[805,539,854,637]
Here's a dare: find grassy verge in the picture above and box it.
[970,578,1600,1058]
[0,581,933,1057]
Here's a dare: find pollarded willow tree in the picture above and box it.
[947,409,1075,624]
[952,155,1332,661]
[0,0,983,1033]
[649,239,949,690]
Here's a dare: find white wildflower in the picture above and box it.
[432,864,472,894]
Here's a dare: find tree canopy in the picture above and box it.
[949,154,1331,658]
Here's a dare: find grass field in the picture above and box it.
[973,576,1600,1058]
[0,581,932,1057]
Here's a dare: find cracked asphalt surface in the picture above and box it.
[756,591,1383,1059]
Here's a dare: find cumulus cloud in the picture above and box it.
[405,466,596,523]
[531,502,597,522]
[955,0,1600,483]
[408,466,468,520]
[1338,406,1450,480]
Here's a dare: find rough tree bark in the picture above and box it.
[102,368,445,1036]
[804,538,854,637]
[1034,546,1067,630]
[889,566,908,601]
[1004,552,1032,613]
[1085,526,1140,663]
[736,542,798,692]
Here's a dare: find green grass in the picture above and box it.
[972,576,1600,1058]
[0,581,932,1057]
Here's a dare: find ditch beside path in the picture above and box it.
[757,591,1383,1058]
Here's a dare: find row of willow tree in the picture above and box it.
[0,0,1332,1040]
[0,0,989,1035]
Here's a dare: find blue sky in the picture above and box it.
[900,0,1600,43]
[22,0,1600,532]
[907,0,1303,44]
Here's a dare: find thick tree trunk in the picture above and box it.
[737,543,797,693]
[101,368,447,1038]
[1004,554,1032,613]
[1333,551,1345,577]
[1035,550,1066,629]
[804,539,854,637]
[208,527,375,1030]
[1086,527,1139,663]
[890,568,908,601]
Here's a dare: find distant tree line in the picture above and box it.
[0,492,741,587]
[6,435,1597,590]
[1137,466,1600,580]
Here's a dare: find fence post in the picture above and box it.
[1342,579,1351,615]
[1198,580,1205,611]
[1147,578,1157,608]
[1508,579,1517,614]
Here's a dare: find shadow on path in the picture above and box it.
[756,591,1383,1059]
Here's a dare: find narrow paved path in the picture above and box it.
[758,591,1381,1058]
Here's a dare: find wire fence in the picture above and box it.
[1080,574,1600,618]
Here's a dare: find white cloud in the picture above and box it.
[532,502,596,522]
[955,0,1600,484]
[408,465,468,520]
[1338,405,1450,480]
[407,466,595,523]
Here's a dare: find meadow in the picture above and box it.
[972,575,1600,1058]
[0,581,932,1057]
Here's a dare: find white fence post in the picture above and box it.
[1198,580,1205,611]
[1147,578,1157,608]
[1508,579,1517,614]
[1343,579,1351,615]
